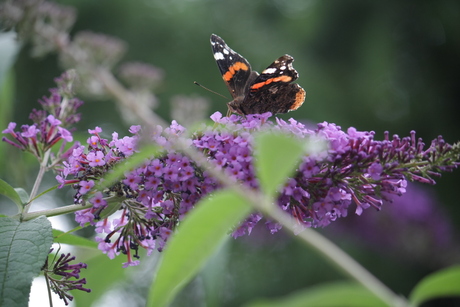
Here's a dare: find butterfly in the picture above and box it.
[211,34,306,116]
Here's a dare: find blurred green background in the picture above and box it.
[1,0,460,306]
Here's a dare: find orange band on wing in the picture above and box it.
[250,75,292,90]
[222,62,249,82]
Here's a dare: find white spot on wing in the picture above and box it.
[214,52,224,60]
[262,67,277,74]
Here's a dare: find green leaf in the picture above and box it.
[244,281,387,307]
[409,265,460,306]
[254,132,305,198]
[52,229,98,249]
[147,189,252,307]
[96,144,160,190]
[14,188,29,205]
[0,179,26,213]
[0,216,53,307]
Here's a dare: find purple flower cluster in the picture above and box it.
[43,249,90,306]
[58,124,213,267]
[4,69,458,269]
[54,111,459,266]
[2,71,82,163]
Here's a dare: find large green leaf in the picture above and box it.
[52,229,98,249]
[0,216,53,307]
[254,132,305,198]
[245,281,387,307]
[147,189,252,307]
[409,265,460,306]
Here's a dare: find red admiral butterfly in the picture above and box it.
[210,34,306,116]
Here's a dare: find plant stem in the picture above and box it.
[24,149,51,215]
[263,203,409,307]
[21,203,93,221]
[175,137,408,306]
[44,272,54,307]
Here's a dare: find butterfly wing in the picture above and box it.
[210,34,258,99]
[240,54,306,114]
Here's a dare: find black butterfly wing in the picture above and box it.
[210,34,258,99]
[240,54,306,114]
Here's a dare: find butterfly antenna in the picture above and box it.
[194,81,228,99]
